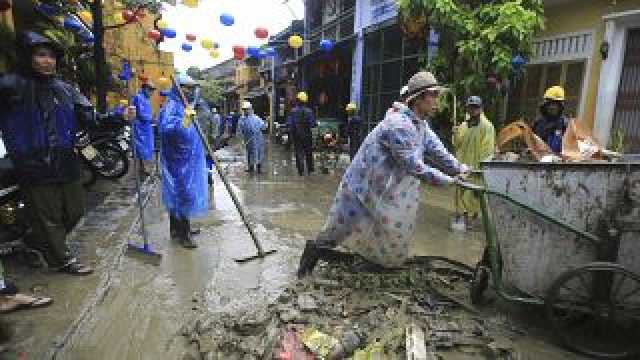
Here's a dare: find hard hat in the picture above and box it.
[346,103,357,111]
[176,73,195,87]
[544,86,566,101]
[466,96,483,107]
[241,101,252,110]
[297,91,308,103]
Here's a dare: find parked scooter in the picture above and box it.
[76,114,130,182]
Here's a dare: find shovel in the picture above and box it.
[172,77,276,263]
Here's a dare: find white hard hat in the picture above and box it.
[241,101,252,110]
[400,85,409,97]
[177,73,195,86]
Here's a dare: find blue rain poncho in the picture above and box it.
[132,90,155,161]
[157,86,208,219]
[238,114,266,166]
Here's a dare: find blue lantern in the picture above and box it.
[247,46,261,58]
[118,61,132,81]
[160,28,177,39]
[511,55,527,70]
[319,39,334,53]
[220,13,235,26]
[63,16,83,31]
[213,42,220,49]
[80,31,95,44]
[182,43,193,52]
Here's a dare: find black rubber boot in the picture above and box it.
[297,241,321,279]
[180,219,198,249]
[169,215,181,242]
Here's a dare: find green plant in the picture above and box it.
[397,0,544,128]
[609,128,626,154]
[199,79,223,105]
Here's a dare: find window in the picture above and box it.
[362,23,426,130]
[509,61,586,122]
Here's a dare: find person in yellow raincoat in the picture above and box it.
[452,96,495,230]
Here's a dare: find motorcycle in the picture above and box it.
[76,114,130,182]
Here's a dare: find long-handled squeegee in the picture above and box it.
[172,77,276,263]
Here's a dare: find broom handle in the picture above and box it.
[171,77,265,255]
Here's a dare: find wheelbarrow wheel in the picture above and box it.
[546,262,640,359]
[470,262,489,305]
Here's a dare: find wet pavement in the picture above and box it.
[1,139,589,359]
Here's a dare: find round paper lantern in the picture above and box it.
[232,46,245,60]
[160,28,177,38]
[122,10,137,23]
[80,32,95,43]
[63,16,83,31]
[511,54,526,70]
[181,43,193,52]
[220,13,234,26]
[233,52,244,60]
[213,42,220,49]
[209,50,220,59]
[201,39,213,49]
[320,39,333,52]
[157,76,171,89]
[78,10,93,24]
[288,35,303,49]
[185,33,197,42]
[0,0,10,12]
[148,30,162,41]
[254,27,268,40]
[182,0,198,8]
[247,46,261,58]
[157,20,169,29]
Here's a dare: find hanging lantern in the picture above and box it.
[80,31,95,44]
[209,50,220,59]
[182,43,193,52]
[213,42,220,49]
[220,13,234,26]
[122,10,137,23]
[157,19,169,30]
[63,16,83,31]
[157,75,171,89]
[233,52,244,60]
[254,27,269,40]
[148,30,162,41]
[201,39,214,49]
[511,55,527,71]
[0,0,10,12]
[247,46,261,58]
[78,10,93,25]
[288,35,303,49]
[160,28,177,38]
[232,45,245,60]
[119,99,129,107]
[182,0,198,8]
[186,33,197,42]
[319,39,333,53]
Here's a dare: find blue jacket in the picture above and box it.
[0,73,93,184]
[158,86,209,219]
[534,115,567,154]
[132,90,155,161]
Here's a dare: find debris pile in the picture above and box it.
[182,258,527,359]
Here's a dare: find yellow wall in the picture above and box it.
[102,0,174,113]
[541,0,640,129]
[234,62,259,108]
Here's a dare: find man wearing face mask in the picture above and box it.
[0,32,95,275]
[238,101,266,174]
[533,86,568,154]
[132,82,156,176]
[297,72,470,278]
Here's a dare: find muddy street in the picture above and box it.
[3,140,588,359]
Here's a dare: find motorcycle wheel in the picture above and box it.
[92,142,129,179]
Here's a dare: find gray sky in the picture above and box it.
[159,0,304,70]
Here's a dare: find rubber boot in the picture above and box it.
[180,219,198,249]
[297,241,321,278]
[169,215,181,243]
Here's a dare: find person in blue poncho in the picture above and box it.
[132,81,156,175]
[238,101,266,174]
[157,74,208,249]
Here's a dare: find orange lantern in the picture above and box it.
[148,30,162,41]
[254,27,269,40]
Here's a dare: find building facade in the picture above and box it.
[204,58,237,115]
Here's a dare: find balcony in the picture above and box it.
[306,6,355,55]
